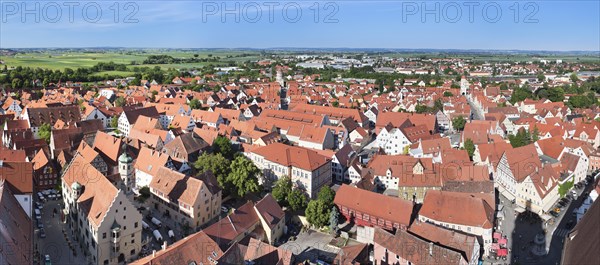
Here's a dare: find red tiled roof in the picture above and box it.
[334,184,413,227]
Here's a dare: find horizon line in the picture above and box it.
[2,47,600,54]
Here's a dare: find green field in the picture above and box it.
[383,52,600,63]
[0,50,262,71]
[91,71,136,77]
[0,52,145,70]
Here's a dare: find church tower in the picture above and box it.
[118,143,134,194]
[460,76,469,96]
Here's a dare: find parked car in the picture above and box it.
[44,254,52,265]
[221,206,228,213]
[566,220,575,229]
[39,228,46,238]
[153,230,163,242]
[151,217,162,228]
[550,211,559,217]
[35,202,43,209]
[37,220,44,229]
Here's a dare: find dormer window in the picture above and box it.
[413,161,424,174]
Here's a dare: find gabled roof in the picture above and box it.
[93,131,122,162]
[130,231,223,265]
[26,105,81,127]
[133,147,169,176]
[122,106,159,124]
[0,162,33,194]
[4,120,30,130]
[373,228,464,265]
[163,132,210,156]
[204,201,260,249]
[501,144,541,183]
[149,167,205,206]
[0,180,33,265]
[254,194,284,230]
[191,109,222,123]
[334,184,413,227]
[420,190,494,229]
[251,143,331,171]
[408,221,478,263]
[0,149,27,162]
[31,149,50,171]
[334,243,370,265]
[244,237,294,265]
[561,199,600,265]
[76,141,100,165]
[62,155,118,228]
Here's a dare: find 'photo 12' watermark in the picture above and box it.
[401,1,540,23]
[0,1,342,24]
[1,1,139,23]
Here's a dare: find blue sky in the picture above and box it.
[1,1,599,51]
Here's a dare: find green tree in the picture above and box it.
[39,123,52,143]
[305,200,330,228]
[11,78,22,89]
[194,153,231,189]
[227,156,261,197]
[464,138,475,159]
[532,126,540,142]
[570,73,579,82]
[287,189,307,211]
[546,87,565,102]
[271,176,292,204]
[130,78,141,86]
[189,99,201,109]
[317,186,336,208]
[443,91,453,97]
[329,206,340,235]
[452,116,467,131]
[415,104,428,113]
[212,136,234,159]
[508,129,532,148]
[110,117,119,129]
[114,96,126,107]
[537,73,545,82]
[510,86,533,104]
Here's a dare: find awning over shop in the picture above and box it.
[541,214,553,221]
[497,248,508,257]
[497,211,505,219]
[498,238,508,245]
[493,232,502,239]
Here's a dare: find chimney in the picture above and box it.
[429,242,433,256]
[162,240,168,250]
[152,250,156,257]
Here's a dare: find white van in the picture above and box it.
[151,217,162,228]
[141,221,150,230]
[152,230,163,242]
[34,209,41,219]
